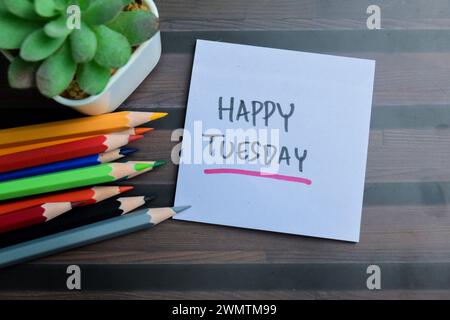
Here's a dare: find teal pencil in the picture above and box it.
[0,206,191,269]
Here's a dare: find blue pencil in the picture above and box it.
[0,206,191,269]
[0,147,137,182]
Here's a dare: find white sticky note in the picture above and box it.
[174,40,375,242]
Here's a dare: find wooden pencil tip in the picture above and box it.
[134,163,153,171]
[149,112,168,121]
[144,195,157,202]
[153,160,166,168]
[119,147,138,156]
[172,206,191,214]
[119,186,134,193]
[128,135,144,143]
[135,127,154,135]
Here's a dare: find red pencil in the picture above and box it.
[0,186,133,216]
[0,202,73,233]
[0,133,143,173]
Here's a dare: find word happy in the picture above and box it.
[218,96,295,132]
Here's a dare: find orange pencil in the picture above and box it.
[0,128,153,156]
[0,111,167,147]
[0,186,133,216]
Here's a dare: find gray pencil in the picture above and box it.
[0,206,191,269]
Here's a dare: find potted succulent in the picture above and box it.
[0,0,161,115]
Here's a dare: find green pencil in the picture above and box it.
[0,161,163,201]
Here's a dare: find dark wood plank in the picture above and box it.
[4,289,450,299]
[125,52,450,108]
[156,0,450,31]
[24,205,450,264]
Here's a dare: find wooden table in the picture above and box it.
[2,0,450,299]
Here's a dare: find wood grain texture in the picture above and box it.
[156,0,450,31]
[20,205,450,265]
[125,52,450,107]
[1,0,450,299]
[4,290,450,300]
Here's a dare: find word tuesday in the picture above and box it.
[218,96,295,132]
[203,133,308,172]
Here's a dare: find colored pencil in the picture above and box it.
[119,160,166,180]
[0,147,138,182]
[0,111,167,147]
[0,133,143,173]
[0,206,190,269]
[0,202,73,234]
[0,186,133,216]
[0,196,155,248]
[0,127,152,156]
[0,162,156,201]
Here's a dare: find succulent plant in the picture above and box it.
[0,0,159,98]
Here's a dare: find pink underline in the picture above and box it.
[204,168,312,185]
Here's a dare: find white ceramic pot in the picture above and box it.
[2,0,162,116]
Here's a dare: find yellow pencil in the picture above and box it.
[0,127,153,156]
[0,111,167,147]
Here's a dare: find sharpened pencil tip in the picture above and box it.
[135,127,154,135]
[134,163,152,171]
[119,147,138,156]
[172,206,191,214]
[149,112,168,121]
[128,135,144,143]
[144,195,157,202]
[153,160,166,168]
[119,186,134,193]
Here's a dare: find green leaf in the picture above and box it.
[108,10,159,46]
[20,29,66,61]
[36,43,76,97]
[63,0,90,10]
[70,23,96,63]
[83,0,126,25]
[35,0,58,17]
[94,25,131,68]
[74,0,90,10]
[53,0,67,11]
[0,12,43,49]
[8,57,39,89]
[4,0,42,20]
[44,14,72,38]
[0,0,7,13]
[77,61,110,95]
